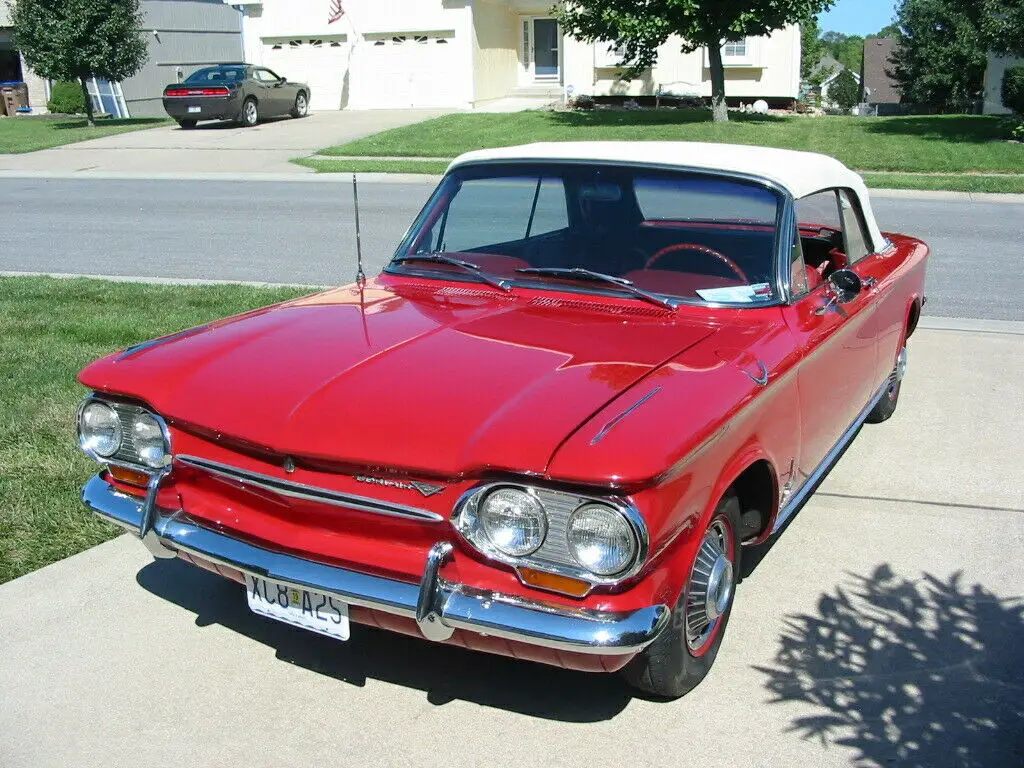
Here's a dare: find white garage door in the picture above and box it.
[358,34,463,108]
[262,36,350,111]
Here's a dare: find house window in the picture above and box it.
[415,35,428,44]
[330,41,342,47]
[271,44,282,50]
[373,39,385,46]
[392,36,407,44]
[289,40,302,48]
[723,40,747,58]
[436,38,448,44]
[309,39,323,47]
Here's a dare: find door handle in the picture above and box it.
[862,276,878,291]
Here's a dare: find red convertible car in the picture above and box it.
[77,143,928,698]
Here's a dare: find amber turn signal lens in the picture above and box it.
[517,567,592,597]
[107,465,151,488]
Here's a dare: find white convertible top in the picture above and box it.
[448,141,885,251]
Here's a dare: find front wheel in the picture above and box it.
[622,494,741,698]
[238,98,259,127]
[290,91,309,118]
[866,345,907,423]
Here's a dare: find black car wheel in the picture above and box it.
[291,91,309,118]
[239,98,259,127]
[867,344,908,423]
[177,120,197,130]
[622,493,741,699]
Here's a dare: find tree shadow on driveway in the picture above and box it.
[756,564,1024,767]
[135,557,634,722]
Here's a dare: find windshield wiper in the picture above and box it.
[515,267,675,310]
[392,253,511,292]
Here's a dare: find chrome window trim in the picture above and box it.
[177,455,444,523]
[390,159,790,310]
[77,393,172,473]
[451,481,650,587]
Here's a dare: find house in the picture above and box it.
[806,54,861,108]
[228,0,802,111]
[982,53,1023,114]
[860,37,902,115]
[0,0,241,117]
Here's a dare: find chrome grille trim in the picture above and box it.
[176,455,444,523]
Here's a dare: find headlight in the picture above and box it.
[132,412,169,468]
[79,401,122,457]
[479,487,547,556]
[567,503,637,576]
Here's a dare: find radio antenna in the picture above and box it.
[352,174,365,285]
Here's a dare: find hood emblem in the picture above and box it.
[283,457,296,474]
[355,475,445,497]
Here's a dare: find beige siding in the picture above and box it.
[473,1,518,102]
[565,25,801,101]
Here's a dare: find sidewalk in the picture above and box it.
[1,320,1022,768]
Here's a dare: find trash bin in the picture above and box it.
[0,82,30,116]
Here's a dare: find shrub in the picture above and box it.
[1002,67,1024,115]
[568,93,595,110]
[47,80,86,115]
[829,69,860,111]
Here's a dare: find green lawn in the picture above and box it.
[293,157,450,174]
[860,172,1024,194]
[319,111,1023,175]
[0,116,169,154]
[0,277,310,584]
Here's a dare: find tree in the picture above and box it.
[982,0,1024,56]
[820,32,865,73]
[1002,67,1024,114]
[829,68,860,110]
[889,0,988,113]
[801,16,828,84]
[553,0,836,123]
[11,0,148,126]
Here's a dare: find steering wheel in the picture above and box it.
[645,243,749,284]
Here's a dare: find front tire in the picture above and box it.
[867,345,907,423]
[239,98,258,127]
[622,494,741,698]
[290,91,309,118]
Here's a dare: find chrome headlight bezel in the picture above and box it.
[77,394,172,472]
[452,483,648,586]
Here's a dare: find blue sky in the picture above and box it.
[819,0,896,36]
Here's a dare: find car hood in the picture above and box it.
[79,279,718,478]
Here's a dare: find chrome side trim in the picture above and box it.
[742,360,769,387]
[176,455,444,523]
[769,377,889,535]
[590,387,662,445]
[80,475,670,656]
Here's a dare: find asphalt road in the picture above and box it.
[1,178,1021,320]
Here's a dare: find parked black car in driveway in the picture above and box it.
[162,64,311,129]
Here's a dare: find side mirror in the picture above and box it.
[828,268,862,304]
[278,77,287,84]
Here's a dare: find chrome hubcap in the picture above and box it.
[888,346,907,399]
[246,103,257,122]
[297,95,307,114]
[685,520,733,652]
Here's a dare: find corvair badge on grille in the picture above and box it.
[354,475,446,497]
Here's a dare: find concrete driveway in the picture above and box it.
[0,109,450,174]
[1,318,1022,768]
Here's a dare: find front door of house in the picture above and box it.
[522,17,560,83]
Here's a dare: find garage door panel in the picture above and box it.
[358,34,461,108]
[262,37,350,111]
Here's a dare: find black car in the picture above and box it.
[162,64,311,129]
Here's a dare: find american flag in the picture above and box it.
[328,0,344,24]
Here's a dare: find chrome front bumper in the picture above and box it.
[83,474,670,656]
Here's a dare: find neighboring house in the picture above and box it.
[0,4,49,112]
[982,53,1023,114]
[0,0,241,117]
[806,54,860,107]
[228,0,802,110]
[860,37,902,115]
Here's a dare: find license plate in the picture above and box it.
[188,106,201,113]
[245,575,350,640]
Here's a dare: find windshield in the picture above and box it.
[391,163,782,306]
[184,66,246,84]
